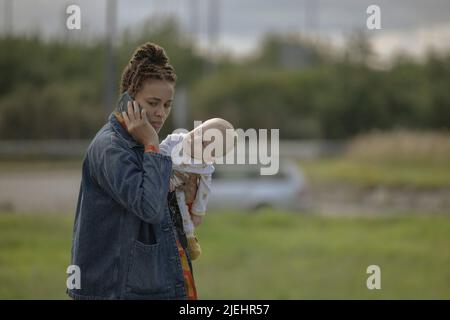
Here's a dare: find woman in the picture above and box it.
[68,42,199,300]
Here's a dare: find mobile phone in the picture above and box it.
[117,91,142,113]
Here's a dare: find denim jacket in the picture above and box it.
[67,113,188,300]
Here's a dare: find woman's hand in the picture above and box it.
[176,172,199,204]
[122,101,159,146]
[191,214,203,227]
[172,172,202,226]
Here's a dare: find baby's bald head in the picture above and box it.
[184,118,236,162]
[198,118,234,135]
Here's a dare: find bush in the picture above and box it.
[344,129,450,165]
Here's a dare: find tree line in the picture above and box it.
[0,19,449,140]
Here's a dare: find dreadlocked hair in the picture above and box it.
[120,42,177,97]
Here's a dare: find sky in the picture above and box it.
[2,0,450,59]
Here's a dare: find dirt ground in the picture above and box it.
[302,181,450,216]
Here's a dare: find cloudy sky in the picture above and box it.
[2,0,450,59]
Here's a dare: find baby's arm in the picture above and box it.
[191,174,212,216]
[175,189,195,237]
[159,133,182,157]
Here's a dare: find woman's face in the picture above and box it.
[134,79,175,133]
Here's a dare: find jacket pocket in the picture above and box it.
[125,240,169,294]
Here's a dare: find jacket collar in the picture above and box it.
[109,112,141,149]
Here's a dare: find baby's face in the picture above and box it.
[183,128,215,163]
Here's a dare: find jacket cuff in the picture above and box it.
[144,144,160,153]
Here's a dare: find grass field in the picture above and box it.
[1,210,449,299]
[301,130,450,189]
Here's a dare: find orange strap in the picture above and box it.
[176,239,198,300]
[144,144,160,153]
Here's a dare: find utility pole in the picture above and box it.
[173,87,188,129]
[189,0,200,39]
[104,0,117,114]
[206,0,220,72]
[207,0,220,53]
[4,0,12,36]
[304,0,319,36]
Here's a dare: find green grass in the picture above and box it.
[300,159,450,189]
[1,211,450,299]
[0,213,73,299]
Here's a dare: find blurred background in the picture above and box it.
[0,0,449,299]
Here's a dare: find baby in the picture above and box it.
[160,118,236,260]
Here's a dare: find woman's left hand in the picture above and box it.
[191,214,203,227]
[174,172,199,204]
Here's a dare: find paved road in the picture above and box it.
[1,169,448,215]
[0,170,80,214]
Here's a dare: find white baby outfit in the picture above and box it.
[159,133,214,237]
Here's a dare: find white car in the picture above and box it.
[207,160,306,211]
